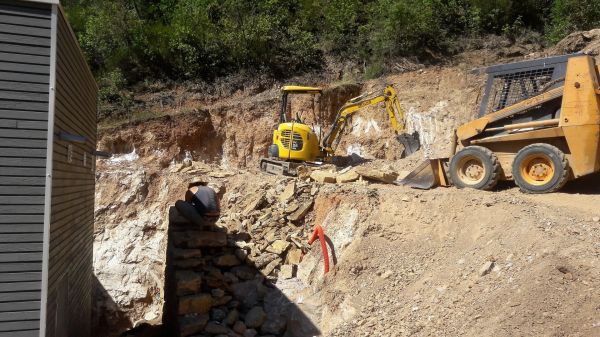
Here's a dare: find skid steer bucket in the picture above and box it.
[396,132,421,157]
[395,159,449,189]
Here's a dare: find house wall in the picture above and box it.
[0,1,52,336]
[44,6,97,337]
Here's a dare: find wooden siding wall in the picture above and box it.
[45,7,96,337]
[0,1,52,336]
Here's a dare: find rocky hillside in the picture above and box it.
[93,30,600,336]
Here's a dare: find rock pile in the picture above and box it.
[212,167,398,285]
[550,28,600,58]
[301,165,399,184]
[165,178,318,337]
[217,178,319,281]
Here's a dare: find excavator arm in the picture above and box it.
[321,93,386,154]
[383,85,406,132]
[321,85,419,157]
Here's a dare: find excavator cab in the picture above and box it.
[263,86,323,175]
[278,86,322,124]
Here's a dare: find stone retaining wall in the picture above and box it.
[164,206,318,337]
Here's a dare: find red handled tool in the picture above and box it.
[308,224,331,274]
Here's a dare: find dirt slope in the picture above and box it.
[95,150,600,336]
[310,178,600,337]
[97,64,484,170]
[94,30,600,336]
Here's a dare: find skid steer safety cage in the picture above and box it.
[477,54,578,117]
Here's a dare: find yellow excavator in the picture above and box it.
[260,84,420,175]
[400,54,600,193]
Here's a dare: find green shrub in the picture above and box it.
[364,61,384,79]
[62,0,600,121]
[547,0,600,43]
[97,70,134,120]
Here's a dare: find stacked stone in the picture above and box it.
[167,207,291,337]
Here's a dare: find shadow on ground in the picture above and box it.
[122,205,321,337]
[561,171,600,195]
[92,275,142,337]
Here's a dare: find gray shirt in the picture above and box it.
[193,186,220,215]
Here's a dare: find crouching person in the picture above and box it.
[175,181,221,227]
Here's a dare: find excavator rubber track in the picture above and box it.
[260,158,316,176]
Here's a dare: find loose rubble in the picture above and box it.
[307,166,400,185]
[165,175,325,337]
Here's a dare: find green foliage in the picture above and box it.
[317,0,369,56]
[62,0,597,92]
[97,69,134,120]
[364,61,384,79]
[368,0,461,58]
[547,0,600,43]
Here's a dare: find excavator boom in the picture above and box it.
[321,85,420,158]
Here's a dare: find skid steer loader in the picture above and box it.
[400,54,600,193]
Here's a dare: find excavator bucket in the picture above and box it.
[395,159,449,189]
[396,132,420,157]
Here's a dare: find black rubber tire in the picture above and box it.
[512,143,569,194]
[449,146,501,191]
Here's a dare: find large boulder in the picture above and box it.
[354,167,398,183]
[310,170,336,183]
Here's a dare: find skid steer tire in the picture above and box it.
[449,146,500,191]
[512,143,569,194]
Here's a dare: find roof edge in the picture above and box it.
[21,0,59,4]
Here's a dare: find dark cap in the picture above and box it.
[188,178,208,188]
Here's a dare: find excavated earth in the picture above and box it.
[93,30,600,337]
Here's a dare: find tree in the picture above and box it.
[547,0,600,43]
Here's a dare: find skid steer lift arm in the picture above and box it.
[321,85,419,157]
